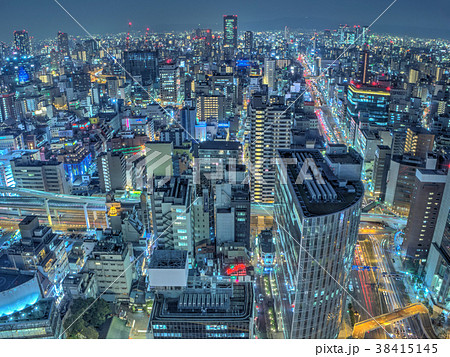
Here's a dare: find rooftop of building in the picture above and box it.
[148,250,187,270]
[326,150,362,165]
[0,269,35,293]
[197,141,241,151]
[0,298,54,326]
[348,82,391,94]
[19,215,38,226]
[91,241,127,256]
[278,149,364,217]
[154,176,191,204]
[150,280,253,321]
[407,126,434,135]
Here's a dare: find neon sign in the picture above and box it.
[226,264,246,276]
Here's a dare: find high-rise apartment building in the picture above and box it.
[404,127,435,159]
[274,147,363,339]
[249,95,292,203]
[151,176,192,254]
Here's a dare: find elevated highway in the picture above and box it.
[352,303,438,339]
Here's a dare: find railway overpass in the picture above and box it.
[352,303,438,339]
[0,186,108,229]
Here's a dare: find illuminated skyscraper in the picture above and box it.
[274,146,363,339]
[159,61,181,105]
[0,94,16,122]
[57,31,70,59]
[249,95,291,203]
[124,50,159,85]
[403,169,448,269]
[223,15,237,55]
[263,57,276,89]
[424,173,450,312]
[13,30,30,56]
[346,83,390,144]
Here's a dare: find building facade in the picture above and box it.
[274,147,363,339]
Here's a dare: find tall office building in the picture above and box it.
[195,141,242,186]
[372,145,391,200]
[384,155,429,216]
[84,241,133,302]
[263,57,276,90]
[346,83,390,144]
[11,154,70,194]
[249,95,291,203]
[244,31,253,53]
[424,173,450,313]
[97,151,126,193]
[357,47,370,84]
[274,147,363,339]
[13,30,31,56]
[57,32,70,59]
[223,15,237,57]
[180,105,197,141]
[403,169,448,267]
[196,95,226,123]
[215,183,251,249]
[0,93,17,122]
[124,50,159,85]
[159,62,180,105]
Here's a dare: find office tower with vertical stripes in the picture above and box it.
[274,146,363,338]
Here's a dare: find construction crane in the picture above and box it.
[126,22,132,51]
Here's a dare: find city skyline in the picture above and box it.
[1,0,450,43]
[0,1,449,345]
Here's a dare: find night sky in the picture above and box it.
[1,0,449,43]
